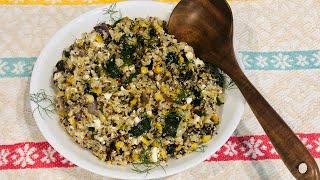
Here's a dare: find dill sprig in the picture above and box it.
[225,76,236,90]
[195,144,208,153]
[30,89,55,119]
[104,3,122,23]
[131,149,166,175]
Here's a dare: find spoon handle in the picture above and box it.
[232,70,320,179]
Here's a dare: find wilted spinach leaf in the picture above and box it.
[105,55,123,78]
[163,112,181,137]
[129,116,151,137]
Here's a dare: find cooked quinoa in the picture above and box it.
[52,17,225,165]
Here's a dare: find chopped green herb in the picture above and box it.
[207,64,225,88]
[55,60,65,72]
[165,52,178,64]
[191,88,202,106]
[176,89,189,104]
[149,28,157,37]
[123,72,137,85]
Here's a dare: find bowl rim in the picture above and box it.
[29,1,245,179]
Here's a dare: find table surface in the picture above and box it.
[0,0,320,179]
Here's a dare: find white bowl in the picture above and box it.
[30,1,245,179]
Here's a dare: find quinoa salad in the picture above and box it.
[52,17,225,165]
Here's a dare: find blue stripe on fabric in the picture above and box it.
[239,50,320,70]
[0,57,36,78]
[0,50,320,78]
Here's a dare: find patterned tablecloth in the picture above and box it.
[0,0,320,179]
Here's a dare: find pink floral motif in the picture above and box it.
[11,144,39,168]
[0,149,10,166]
[223,141,238,156]
[298,136,313,149]
[314,138,320,152]
[240,137,267,159]
[41,147,57,164]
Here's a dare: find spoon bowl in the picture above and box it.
[168,0,320,179]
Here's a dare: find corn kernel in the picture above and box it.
[202,135,212,143]
[140,66,148,74]
[141,137,150,146]
[186,104,193,110]
[85,94,95,103]
[95,34,103,43]
[165,71,171,77]
[154,92,164,101]
[211,114,220,124]
[178,54,184,64]
[65,87,75,100]
[99,113,106,122]
[152,140,160,148]
[160,85,169,94]
[68,116,76,128]
[66,75,75,84]
[130,98,138,107]
[153,65,163,74]
[176,145,183,151]
[155,122,162,132]
[132,153,140,162]
[160,149,167,159]
[56,91,64,97]
[190,143,198,150]
[115,141,124,150]
[76,39,84,46]
[92,87,102,94]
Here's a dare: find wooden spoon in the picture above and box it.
[168,0,320,179]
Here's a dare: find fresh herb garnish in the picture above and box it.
[30,89,55,119]
[104,3,122,24]
[195,144,207,153]
[131,149,166,175]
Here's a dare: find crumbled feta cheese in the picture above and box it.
[131,138,138,145]
[93,119,101,129]
[96,136,105,143]
[151,147,159,162]
[186,51,195,60]
[184,45,193,52]
[104,93,112,100]
[115,58,124,67]
[93,42,104,48]
[53,72,62,80]
[194,58,204,66]
[134,117,141,124]
[194,115,200,124]
[83,74,90,80]
[146,110,153,116]
[120,86,126,91]
[186,97,192,104]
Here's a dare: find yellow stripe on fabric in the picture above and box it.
[0,0,121,5]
